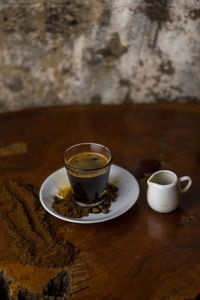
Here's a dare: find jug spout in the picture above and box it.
[147,175,153,186]
[147,173,158,186]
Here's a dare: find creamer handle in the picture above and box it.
[179,176,192,194]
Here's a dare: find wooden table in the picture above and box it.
[0,103,200,300]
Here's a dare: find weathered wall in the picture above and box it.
[0,0,200,112]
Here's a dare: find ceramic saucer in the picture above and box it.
[39,164,140,224]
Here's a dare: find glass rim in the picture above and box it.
[63,142,113,173]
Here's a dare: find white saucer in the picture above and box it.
[39,164,140,224]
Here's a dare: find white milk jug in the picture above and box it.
[147,170,192,213]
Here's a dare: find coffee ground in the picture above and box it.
[0,180,79,268]
[52,183,118,218]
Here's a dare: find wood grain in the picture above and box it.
[0,103,200,299]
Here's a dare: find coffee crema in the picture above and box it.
[67,152,109,171]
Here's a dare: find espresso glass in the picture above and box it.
[64,143,112,207]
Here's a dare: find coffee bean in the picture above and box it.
[104,200,109,205]
[91,207,100,213]
[102,208,109,214]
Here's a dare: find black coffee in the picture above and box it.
[67,152,110,205]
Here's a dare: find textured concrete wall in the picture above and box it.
[0,0,200,112]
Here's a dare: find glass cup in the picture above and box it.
[64,142,112,207]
